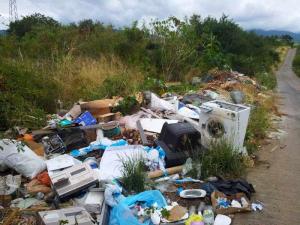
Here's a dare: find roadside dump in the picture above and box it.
[1,70,269,225]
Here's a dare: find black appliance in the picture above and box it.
[156,122,202,168]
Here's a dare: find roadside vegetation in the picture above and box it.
[202,139,245,178]
[293,46,300,77]
[0,13,289,131]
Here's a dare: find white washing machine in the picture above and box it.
[196,100,250,153]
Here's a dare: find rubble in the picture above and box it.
[0,70,271,225]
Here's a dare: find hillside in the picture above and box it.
[252,29,300,42]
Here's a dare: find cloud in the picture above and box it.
[0,0,300,32]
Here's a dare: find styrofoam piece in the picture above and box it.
[214,214,232,225]
[140,118,178,133]
[98,145,147,181]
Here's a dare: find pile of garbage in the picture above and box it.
[0,70,265,225]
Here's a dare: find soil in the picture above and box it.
[233,48,300,224]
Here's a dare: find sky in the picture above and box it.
[1,0,300,32]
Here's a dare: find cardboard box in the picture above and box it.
[211,191,251,215]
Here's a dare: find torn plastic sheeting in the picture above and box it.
[149,93,176,111]
[98,145,147,182]
[109,190,167,225]
[177,106,199,119]
[119,111,151,130]
[140,118,178,133]
[70,138,128,158]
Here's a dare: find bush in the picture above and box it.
[293,47,300,77]
[200,139,245,178]
[245,105,270,154]
[256,72,277,90]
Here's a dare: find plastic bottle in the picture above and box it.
[202,206,214,225]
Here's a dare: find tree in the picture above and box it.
[8,13,59,37]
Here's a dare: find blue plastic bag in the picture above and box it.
[109,190,167,225]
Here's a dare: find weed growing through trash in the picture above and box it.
[120,154,146,194]
[200,139,245,178]
[245,105,270,154]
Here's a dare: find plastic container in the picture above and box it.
[203,207,214,225]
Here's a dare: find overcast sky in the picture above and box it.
[1,0,300,32]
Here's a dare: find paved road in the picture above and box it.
[234,48,300,225]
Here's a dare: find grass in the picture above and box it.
[190,139,245,179]
[245,105,270,154]
[119,154,146,194]
[256,72,277,90]
[293,47,300,77]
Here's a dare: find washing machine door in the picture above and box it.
[201,117,226,148]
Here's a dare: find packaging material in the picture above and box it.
[37,171,51,186]
[182,93,211,106]
[0,139,46,179]
[178,107,199,119]
[144,147,165,171]
[70,138,128,158]
[119,111,150,130]
[203,207,214,225]
[150,93,176,111]
[74,111,97,126]
[38,207,95,225]
[140,118,178,133]
[11,198,40,209]
[80,99,117,116]
[46,154,75,171]
[84,157,99,169]
[64,103,82,120]
[25,179,52,194]
[213,214,232,225]
[104,184,125,207]
[0,175,21,195]
[109,190,167,225]
[185,214,204,225]
[84,188,105,213]
[96,112,121,123]
[98,145,147,181]
[161,203,188,223]
[50,163,98,199]
[211,191,251,215]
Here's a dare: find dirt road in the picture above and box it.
[234,48,300,225]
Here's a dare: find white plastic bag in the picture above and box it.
[0,139,46,179]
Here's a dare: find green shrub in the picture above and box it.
[100,72,140,98]
[293,48,300,77]
[200,139,245,178]
[113,96,139,115]
[245,105,270,154]
[141,77,166,95]
[256,72,277,90]
[120,155,146,194]
[0,93,46,131]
